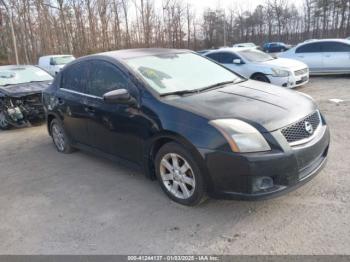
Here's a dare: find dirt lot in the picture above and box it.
[0,76,349,255]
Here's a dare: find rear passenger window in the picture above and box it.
[61,62,88,92]
[296,43,322,53]
[87,61,128,97]
[321,42,350,52]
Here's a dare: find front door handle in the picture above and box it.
[84,106,95,113]
[57,97,64,105]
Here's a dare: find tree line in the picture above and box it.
[0,0,349,65]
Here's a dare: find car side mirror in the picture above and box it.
[103,89,136,106]
[233,59,242,64]
[49,59,56,66]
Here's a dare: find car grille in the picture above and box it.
[294,68,308,76]
[281,111,321,145]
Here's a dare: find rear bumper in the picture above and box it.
[200,125,330,200]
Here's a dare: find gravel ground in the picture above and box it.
[0,76,349,255]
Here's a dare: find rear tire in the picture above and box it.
[50,119,75,153]
[251,73,270,83]
[155,142,207,206]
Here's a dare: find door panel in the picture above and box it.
[56,89,90,144]
[58,61,90,144]
[85,60,144,163]
[83,96,144,163]
[321,52,350,72]
[320,42,350,72]
[295,43,323,72]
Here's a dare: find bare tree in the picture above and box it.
[1,0,350,64]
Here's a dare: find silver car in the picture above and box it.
[205,48,309,88]
[278,39,350,75]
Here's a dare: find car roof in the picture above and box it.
[205,47,251,54]
[96,48,191,60]
[234,42,255,45]
[300,38,350,45]
[39,55,74,58]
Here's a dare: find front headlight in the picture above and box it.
[209,119,271,153]
[271,68,290,77]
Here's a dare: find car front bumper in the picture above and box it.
[267,72,309,88]
[199,125,330,200]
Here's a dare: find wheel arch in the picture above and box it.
[47,112,63,136]
[143,131,212,189]
[250,72,271,82]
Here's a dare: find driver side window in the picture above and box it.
[86,61,128,97]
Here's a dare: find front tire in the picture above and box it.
[0,110,10,130]
[155,142,206,206]
[251,73,270,83]
[50,119,74,153]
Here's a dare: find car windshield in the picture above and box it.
[125,52,241,95]
[237,49,274,62]
[0,66,53,86]
[51,55,75,65]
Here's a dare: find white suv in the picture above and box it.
[38,55,75,76]
[278,39,350,75]
[204,48,309,88]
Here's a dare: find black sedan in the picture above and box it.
[43,49,330,206]
[263,42,291,53]
[0,65,53,129]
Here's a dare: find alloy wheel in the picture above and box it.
[159,153,196,199]
[51,123,66,151]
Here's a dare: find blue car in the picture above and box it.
[263,42,291,53]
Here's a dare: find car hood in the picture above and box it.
[260,58,307,70]
[166,80,316,132]
[0,81,51,97]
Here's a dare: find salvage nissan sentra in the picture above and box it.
[43,48,330,206]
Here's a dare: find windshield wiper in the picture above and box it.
[160,79,245,97]
[28,80,50,83]
[233,78,247,84]
[196,80,234,92]
[196,78,248,92]
[0,80,50,87]
[160,89,199,97]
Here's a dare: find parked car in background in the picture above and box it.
[0,65,53,129]
[204,48,309,88]
[278,39,350,75]
[304,39,318,43]
[263,42,291,53]
[233,43,259,49]
[43,48,329,206]
[38,55,75,75]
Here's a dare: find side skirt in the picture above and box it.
[73,142,144,174]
